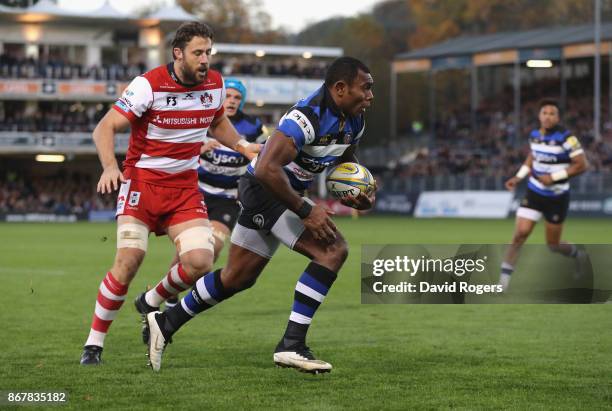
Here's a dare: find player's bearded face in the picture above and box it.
[224,88,243,116]
[344,70,374,116]
[177,36,212,85]
[539,105,560,129]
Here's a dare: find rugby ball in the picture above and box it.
[326,162,375,200]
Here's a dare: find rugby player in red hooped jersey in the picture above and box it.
[80,22,260,365]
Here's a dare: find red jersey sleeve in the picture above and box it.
[112,76,153,122]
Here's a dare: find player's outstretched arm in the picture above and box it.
[209,114,261,159]
[93,109,130,194]
[255,130,337,243]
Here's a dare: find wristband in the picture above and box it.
[235,139,249,150]
[551,169,569,182]
[296,200,313,219]
[515,165,530,180]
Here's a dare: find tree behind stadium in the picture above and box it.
[177,0,286,44]
[408,0,595,48]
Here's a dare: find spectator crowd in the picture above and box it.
[211,58,328,78]
[0,53,330,81]
[0,101,108,132]
[0,53,146,82]
[395,79,612,178]
[0,172,114,214]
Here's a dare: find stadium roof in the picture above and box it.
[214,43,343,58]
[0,1,196,22]
[88,1,128,20]
[393,23,612,72]
[26,0,76,16]
[147,5,198,22]
[396,23,612,60]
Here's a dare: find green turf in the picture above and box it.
[1,217,611,410]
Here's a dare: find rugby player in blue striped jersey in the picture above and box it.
[143,57,375,373]
[499,99,588,292]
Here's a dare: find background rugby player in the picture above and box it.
[499,99,588,292]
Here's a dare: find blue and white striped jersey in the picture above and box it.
[198,110,263,199]
[527,125,583,197]
[247,85,365,191]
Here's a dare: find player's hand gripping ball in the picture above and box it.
[326,162,376,203]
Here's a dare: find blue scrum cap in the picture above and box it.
[224,78,247,110]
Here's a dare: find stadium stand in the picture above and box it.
[0,3,342,217]
[2,4,611,217]
[0,54,329,80]
[384,22,612,196]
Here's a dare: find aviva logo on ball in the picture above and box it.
[326,162,375,199]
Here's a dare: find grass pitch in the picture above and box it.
[1,217,611,410]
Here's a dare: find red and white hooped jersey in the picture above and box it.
[112,65,225,188]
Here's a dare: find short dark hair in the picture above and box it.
[171,22,214,60]
[539,98,560,112]
[324,56,370,87]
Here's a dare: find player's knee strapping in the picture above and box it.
[116,223,149,251]
[174,226,215,256]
